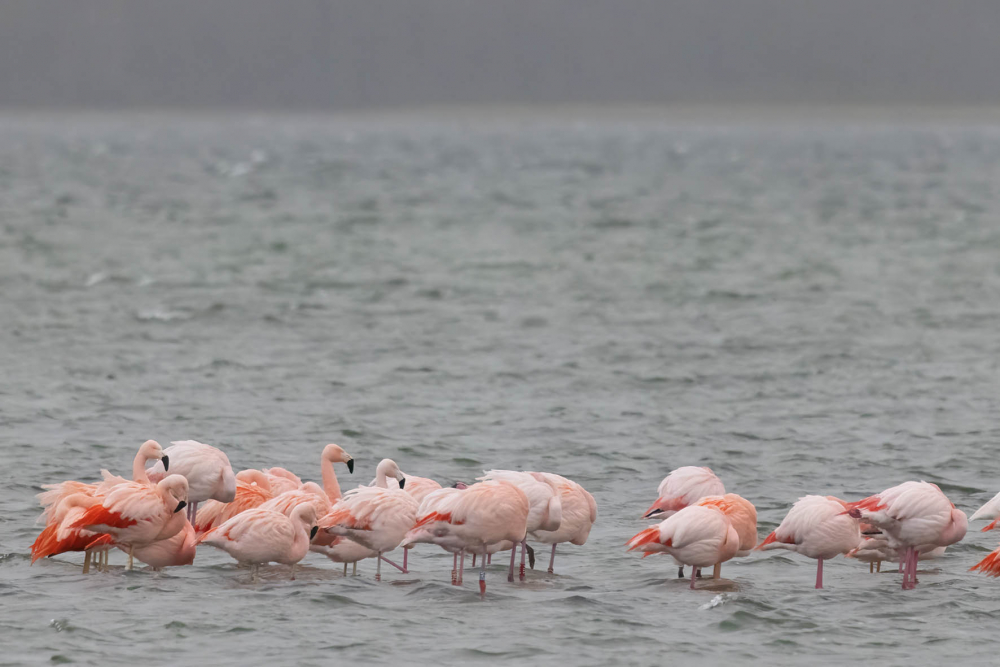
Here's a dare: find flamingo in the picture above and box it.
[850,481,967,589]
[477,470,561,580]
[849,534,946,572]
[31,493,113,572]
[147,441,236,524]
[319,485,418,581]
[694,494,758,578]
[402,480,530,596]
[262,467,303,494]
[969,491,1000,531]
[67,475,190,570]
[126,521,198,570]
[756,495,862,589]
[198,504,318,583]
[627,505,741,589]
[526,473,596,575]
[642,466,724,578]
[194,469,274,533]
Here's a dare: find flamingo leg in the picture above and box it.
[83,551,91,574]
[876,560,881,573]
[343,563,348,576]
[352,561,357,576]
[519,540,526,581]
[508,545,516,582]
[869,562,874,574]
[689,564,698,590]
[712,562,722,580]
[376,551,382,582]
[452,552,458,585]
[815,558,824,589]
[548,544,556,574]
[403,548,409,573]
[471,553,477,567]
[487,553,492,566]
[379,555,405,572]
[290,564,296,581]
[480,550,488,598]
[901,547,912,589]
[127,545,134,571]
[677,566,685,578]
[911,548,920,586]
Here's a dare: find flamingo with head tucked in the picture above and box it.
[194,469,274,533]
[526,473,596,576]
[147,441,236,524]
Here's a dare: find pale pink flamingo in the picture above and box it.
[127,521,198,569]
[262,467,303,494]
[849,534,946,572]
[402,480,530,596]
[526,473,596,575]
[68,475,190,570]
[194,469,274,533]
[643,467,725,519]
[627,504,741,589]
[694,494,758,578]
[757,495,862,589]
[477,470,562,580]
[147,441,236,524]
[850,481,967,589]
[319,485,418,581]
[198,504,318,583]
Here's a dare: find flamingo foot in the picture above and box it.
[677,566,685,578]
[479,571,486,598]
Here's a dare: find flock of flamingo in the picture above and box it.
[29,440,1000,595]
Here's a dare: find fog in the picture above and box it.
[2,0,999,110]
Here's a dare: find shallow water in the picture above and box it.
[3,113,1000,666]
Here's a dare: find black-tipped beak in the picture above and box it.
[398,476,406,490]
[174,500,186,513]
[452,481,468,489]
[643,509,663,519]
[346,458,354,474]
[162,455,170,471]
[310,526,319,540]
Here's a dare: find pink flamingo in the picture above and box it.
[198,504,318,583]
[849,534,946,572]
[68,475,190,570]
[628,504,741,589]
[402,480,530,596]
[373,458,442,572]
[642,467,725,519]
[194,469,274,533]
[478,470,562,580]
[694,494,758,578]
[850,481,967,589]
[757,495,862,589]
[526,473,596,575]
[31,493,113,572]
[147,441,236,524]
[262,467,303,494]
[320,485,418,581]
[970,491,1000,531]
[127,521,198,570]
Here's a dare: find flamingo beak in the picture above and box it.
[346,458,354,474]
[398,476,406,490]
[310,526,319,540]
[161,455,170,471]
[174,500,186,513]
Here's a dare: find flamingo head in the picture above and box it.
[140,440,168,471]
[323,443,354,473]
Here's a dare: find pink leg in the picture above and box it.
[402,548,409,573]
[689,564,698,590]
[508,545,516,582]
[379,555,405,572]
[548,544,556,574]
[901,547,912,589]
[452,552,458,585]
[459,550,465,585]
[519,541,526,581]
[911,548,919,586]
[479,550,488,598]
[471,553,477,567]
[815,558,823,589]
[487,553,492,566]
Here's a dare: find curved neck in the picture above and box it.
[374,467,388,488]
[132,450,151,484]
[321,456,343,501]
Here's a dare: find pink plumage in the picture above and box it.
[643,466,725,519]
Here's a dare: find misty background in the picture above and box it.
[2,0,1000,111]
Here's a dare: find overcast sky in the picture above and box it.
[2,0,999,110]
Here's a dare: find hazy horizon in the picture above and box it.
[3,1,1000,112]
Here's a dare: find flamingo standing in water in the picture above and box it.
[127,521,198,570]
[198,504,318,583]
[34,440,169,572]
[147,441,236,524]
[194,469,274,533]
[478,470,561,580]
[403,480,530,596]
[757,495,862,589]
[373,459,441,572]
[850,481,967,589]
[67,475,190,570]
[642,466,724,577]
[320,484,418,581]
[627,505,741,589]
[526,473,596,575]
[969,491,1000,531]
[262,467,303,494]
[31,493,113,571]
[694,494,758,579]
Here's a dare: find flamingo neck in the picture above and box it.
[132,451,151,483]
[321,456,343,501]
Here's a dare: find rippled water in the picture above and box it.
[3,113,1000,665]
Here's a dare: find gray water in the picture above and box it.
[3,113,1000,666]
